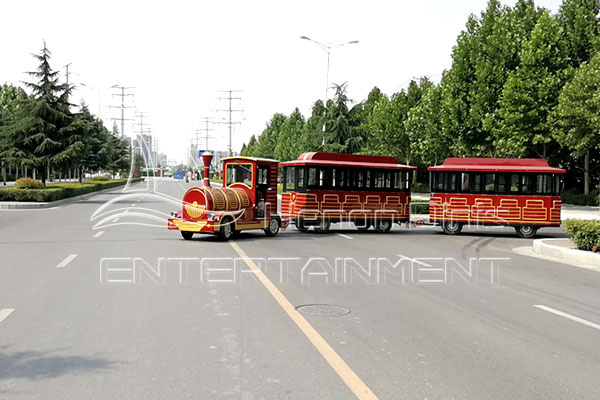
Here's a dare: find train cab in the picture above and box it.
[168,152,284,241]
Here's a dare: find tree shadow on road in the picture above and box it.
[0,345,118,382]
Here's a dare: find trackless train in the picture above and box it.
[168,152,565,241]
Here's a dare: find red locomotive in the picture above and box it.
[168,151,285,241]
[429,158,565,238]
[280,152,416,232]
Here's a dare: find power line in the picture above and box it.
[195,117,216,150]
[214,90,243,156]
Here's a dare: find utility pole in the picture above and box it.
[196,117,216,150]
[215,90,242,156]
[110,85,134,137]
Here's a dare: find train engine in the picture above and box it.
[168,151,285,241]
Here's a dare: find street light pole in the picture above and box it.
[300,36,359,104]
[300,36,359,148]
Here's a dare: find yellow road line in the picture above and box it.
[229,241,378,400]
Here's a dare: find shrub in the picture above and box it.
[412,182,430,193]
[411,201,430,215]
[91,176,110,181]
[13,178,45,190]
[564,220,600,251]
[561,188,599,206]
[0,188,65,202]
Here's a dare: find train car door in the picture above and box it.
[256,164,269,219]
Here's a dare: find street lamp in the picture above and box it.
[300,36,359,104]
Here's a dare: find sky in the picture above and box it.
[0,0,563,164]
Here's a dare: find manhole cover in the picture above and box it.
[295,304,351,317]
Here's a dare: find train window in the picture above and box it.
[555,174,562,196]
[445,172,457,192]
[470,173,481,193]
[227,164,253,187]
[404,171,410,191]
[484,173,495,193]
[521,174,533,194]
[366,170,372,188]
[332,168,337,187]
[496,174,507,194]
[510,174,519,193]
[460,173,470,193]
[297,167,305,189]
[339,169,347,188]
[433,172,443,191]
[384,172,392,189]
[257,166,268,185]
[356,170,364,188]
[284,167,295,191]
[308,167,316,186]
[394,171,404,190]
[319,168,326,187]
[536,174,553,195]
[375,171,384,189]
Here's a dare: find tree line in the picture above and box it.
[241,0,600,194]
[0,43,131,186]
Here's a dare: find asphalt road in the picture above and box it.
[1,179,599,399]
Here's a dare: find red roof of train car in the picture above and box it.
[428,158,565,173]
[280,152,416,170]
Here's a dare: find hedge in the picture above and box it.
[411,201,430,215]
[0,188,65,202]
[564,220,600,252]
[0,178,141,202]
[561,188,599,206]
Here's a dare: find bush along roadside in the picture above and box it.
[0,178,142,202]
[561,188,599,206]
[564,220,600,252]
[411,200,430,215]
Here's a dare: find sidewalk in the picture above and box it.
[561,204,600,221]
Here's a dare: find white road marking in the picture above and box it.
[0,308,15,323]
[131,204,136,207]
[56,254,77,268]
[337,233,354,240]
[124,209,129,213]
[93,231,105,238]
[534,305,600,331]
[112,218,119,222]
[396,254,432,267]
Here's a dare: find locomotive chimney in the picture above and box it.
[202,151,213,187]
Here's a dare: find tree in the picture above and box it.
[254,114,286,158]
[302,100,326,152]
[552,53,600,194]
[0,84,29,182]
[0,42,73,185]
[274,108,305,161]
[492,12,570,158]
[323,82,364,154]
[558,0,600,68]
[405,83,450,167]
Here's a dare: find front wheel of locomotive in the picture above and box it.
[515,225,537,238]
[181,231,194,240]
[264,217,280,237]
[442,220,463,235]
[218,217,234,241]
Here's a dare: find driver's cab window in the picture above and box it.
[226,163,253,187]
[257,166,268,186]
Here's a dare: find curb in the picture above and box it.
[533,238,600,268]
[0,180,144,210]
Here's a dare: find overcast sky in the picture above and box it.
[1,0,563,164]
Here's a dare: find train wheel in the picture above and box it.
[515,225,537,238]
[264,217,280,237]
[295,217,310,233]
[218,217,234,241]
[374,219,392,233]
[181,231,194,240]
[315,219,331,234]
[442,220,462,235]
